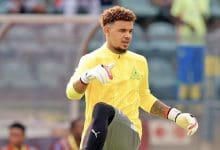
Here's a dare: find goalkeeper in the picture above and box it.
[66,6,198,150]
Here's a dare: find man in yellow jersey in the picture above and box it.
[66,6,198,150]
[1,122,38,150]
[171,0,209,100]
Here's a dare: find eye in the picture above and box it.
[119,29,126,33]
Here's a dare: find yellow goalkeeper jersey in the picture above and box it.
[66,43,157,139]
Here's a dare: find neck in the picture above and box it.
[106,43,126,54]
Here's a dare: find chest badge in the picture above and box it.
[130,67,142,80]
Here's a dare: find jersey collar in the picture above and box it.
[101,42,127,59]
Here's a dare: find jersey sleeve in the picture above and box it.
[66,54,93,100]
[139,57,158,113]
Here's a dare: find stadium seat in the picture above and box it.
[148,57,177,99]
[37,60,63,88]
[88,27,105,52]
[129,24,152,56]
[0,0,8,13]
[118,0,159,17]
[42,25,63,38]
[1,60,35,88]
[146,22,176,39]
[210,0,220,18]
[6,26,36,40]
[145,22,176,57]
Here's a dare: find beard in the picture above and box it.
[113,46,127,54]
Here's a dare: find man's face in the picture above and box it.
[105,21,134,53]
[9,128,25,147]
[71,120,84,139]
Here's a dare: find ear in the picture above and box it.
[103,26,110,34]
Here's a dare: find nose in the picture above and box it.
[124,31,131,39]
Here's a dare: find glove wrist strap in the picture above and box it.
[168,108,181,122]
[80,72,89,84]
[80,77,88,85]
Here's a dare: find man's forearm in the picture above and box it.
[172,17,195,32]
[150,100,198,136]
[73,79,88,94]
[150,100,171,119]
[66,78,87,100]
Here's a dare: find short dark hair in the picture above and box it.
[100,5,136,27]
[70,117,84,129]
[9,122,26,133]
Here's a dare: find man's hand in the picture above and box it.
[176,113,198,136]
[168,108,198,136]
[80,64,114,84]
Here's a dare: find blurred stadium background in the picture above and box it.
[0,0,220,150]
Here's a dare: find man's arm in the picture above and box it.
[66,55,90,100]
[139,57,198,136]
[170,0,195,32]
[150,100,170,119]
[73,79,88,94]
[149,100,198,136]
[171,16,195,32]
[66,62,114,100]
[66,77,86,100]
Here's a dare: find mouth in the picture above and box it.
[122,41,130,46]
[122,41,130,43]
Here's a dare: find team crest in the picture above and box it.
[130,67,143,80]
